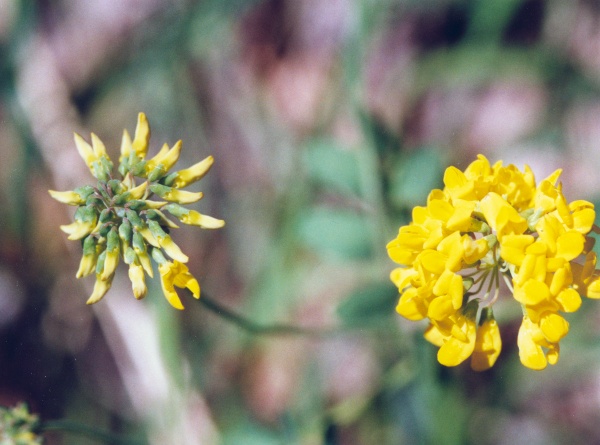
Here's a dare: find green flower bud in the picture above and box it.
[118,218,133,246]
[95,250,107,275]
[151,247,168,264]
[125,208,143,228]
[51,113,224,307]
[124,246,138,265]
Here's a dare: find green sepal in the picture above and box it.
[118,219,133,245]
[91,156,114,182]
[118,160,129,177]
[147,220,167,238]
[126,200,147,211]
[479,307,495,326]
[112,190,133,206]
[125,209,143,228]
[149,183,171,198]
[163,203,189,218]
[107,179,125,196]
[106,227,120,252]
[132,231,147,254]
[161,172,178,187]
[86,195,104,207]
[130,159,147,177]
[151,247,167,264]
[124,246,137,265]
[146,209,178,229]
[74,185,95,201]
[148,165,167,182]
[98,223,112,238]
[126,199,167,211]
[98,208,113,224]
[96,182,112,202]
[95,250,107,274]
[75,205,98,223]
[82,235,97,255]
[462,299,479,320]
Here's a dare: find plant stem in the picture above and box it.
[40,420,145,445]
[199,293,344,337]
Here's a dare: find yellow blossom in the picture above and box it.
[158,260,200,310]
[387,154,599,370]
[471,313,502,371]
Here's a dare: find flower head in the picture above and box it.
[387,154,600,370]
[0,403,42,444]
[50,113,224,309]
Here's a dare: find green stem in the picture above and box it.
[39,420,145,445]
[199,293,345,337]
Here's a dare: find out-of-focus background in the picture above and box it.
[2,0,600,444]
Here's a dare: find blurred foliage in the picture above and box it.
[2,0,600,444]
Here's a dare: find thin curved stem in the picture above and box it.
[198,293,347,337]
[39,420,145,445]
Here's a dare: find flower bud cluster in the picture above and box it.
[0,403,42,444]
[50,113,224,309]
[387,154,599,370]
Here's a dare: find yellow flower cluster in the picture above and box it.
[49,113,224,309]
[387,154,599,370]
[0,403,42,445]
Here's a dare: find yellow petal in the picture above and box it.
[180,211,225,229]
[132,112,150,157]
[119,129,133,162]
[74,133,95,167]
[128,264,147,299]
[517,318,547,370]
[396,287,426,321]
[48,190,86,206]
[87,274,113,304]
[540,313,569,343]
[60,220,96,240]
[91,133,107,157]
[514,279,549,306]
[171,155,215,189]
[556,231,584,261]
[437,317,476,367]
[471,319,502,371]
[158,235,189,263]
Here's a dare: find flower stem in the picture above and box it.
[39,420,145,445]
[198,293,345,337]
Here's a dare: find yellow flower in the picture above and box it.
[128,263,147,300]
[471,310,502,371]
[387,154,599,370]
[425,305,477,367]
[158,260,200,310]
[49,113,224,308]
[167,155,215,189]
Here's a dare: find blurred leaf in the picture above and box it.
[414,45,548,93]
[337,281,398,326]
[297,207,372,258]
[389,148,444,209]
[358,110,401,155]
[466,0,523,43]
[221,421,282,445]
[304,138,361,195]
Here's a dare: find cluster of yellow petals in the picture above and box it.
[387,154,599,370]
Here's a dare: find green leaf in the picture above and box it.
[303,138,361,195]
[221,421,282,445]
[389,148,444,209]
[337,281,398,326]
[297,207,372,258]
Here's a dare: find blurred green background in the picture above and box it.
[2,0,600,444]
